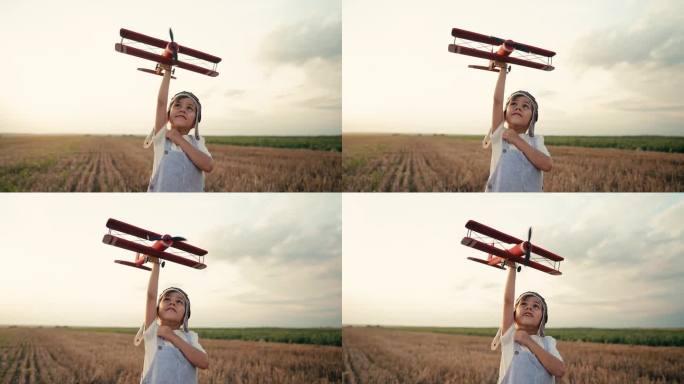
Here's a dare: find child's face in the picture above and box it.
[515,295,543,330]
[169,97,198,130]
[505,96,533,130]
[158,291,186,324]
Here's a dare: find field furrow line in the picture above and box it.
[342,344,358,384]
[70,153,93,192]
[380,153,403,192]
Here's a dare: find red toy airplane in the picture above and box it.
[115,28,221,78]
[102,218,207,271]
[461,220,563,275]
[448,27,555,72]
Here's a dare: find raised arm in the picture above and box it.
[154,65,172,134]
[502,260,516,333]
[144,258,160,329]
[491,62,507,132]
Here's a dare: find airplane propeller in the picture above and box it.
[169,28,178,62]
[146,234,187,242]
[517,226,532,272]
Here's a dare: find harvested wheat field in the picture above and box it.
[0,327,342,384]
[342,327,684,384]
[0,135,341,192]
[342,134,684,192]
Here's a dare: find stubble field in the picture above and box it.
[0,327,342,384]
[342,327,684,384]
[342,134,684,192]
[0,135,341,192]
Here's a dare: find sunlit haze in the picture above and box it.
[343,0,683,135]
[343,194,684,328]
[0,194,341,327]
[0,0,340,135]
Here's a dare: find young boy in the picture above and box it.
[492,260,565,383]
[484,62,552,192]
[134,257,209,383]
[143,60,214,192]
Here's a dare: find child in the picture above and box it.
[143,61,214,192]
[483,62,552,192]
[491,260,565,383]
[134,257,209,383]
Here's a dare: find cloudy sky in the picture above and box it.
[343,194,684,328]
[344,0,683,136]
[0,0,340,135]
[0,194,341,328]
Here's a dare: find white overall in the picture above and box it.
[495,326,562,384]
[147,133,206,192]
[140,333,198,384]
[485,123,549,192]
[500,337,554,384]
[135,322,204,384]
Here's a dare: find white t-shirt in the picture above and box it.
[136,321,205,380]
[497,326,562,384]
[488,122,550,178]
[146,128,212,179]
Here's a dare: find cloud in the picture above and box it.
[224,89,246,98]
[572,3,684,68]
[293,95,341,110]
[257,18,341,113]
[206,213,341,266]
[570,1,684,116]
[538,197,684,326]
[259,18,341,65]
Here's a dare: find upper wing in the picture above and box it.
[448,44,555,71]
[120,28,222,64]
[106,218,161,240]
[451,28,555,58]
[103,234,207,270]
[465,220,523,244]
[451,28,504,47]
[461,237,561,276]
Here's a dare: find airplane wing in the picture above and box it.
[465,220,523,244]
[114,44,219,77]
[170,241,208,257]
[119,28,222,63]
[465,220,564,262]
[114,260,152,271]
[105,218,208,256]
[448,44,555,71]
[467,257,506,270]
[461,237,561,275]
[106,218,162,240]
[529,244,564,262]
[451,28,556,57]
[103,234,207,270]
